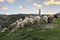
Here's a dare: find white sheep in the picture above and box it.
[1,27,7,32]
[33,16,41,23]
[20,19,29,28]
[10,19,19,26]
[23,17,29,24]
[47,14,54,23]
[10,22,17,27]
[16,17,29,28]
[29,15,34,18]
[42,16,48,23]
[16,18,23,28]
[18,18,23,22]
[19,17,34,28]
[10,18,23,27]
[10,19,23,33]
[24,17,34,24]
[16,22,21,28]
[48,14,54,19]
[28,18,34,24]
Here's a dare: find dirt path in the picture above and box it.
[44,23,59,29]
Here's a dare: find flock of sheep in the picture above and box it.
[11,14,55,29]
[1,14,56,32]
[11,16,41,29]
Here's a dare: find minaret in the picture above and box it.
[39,9,41,16]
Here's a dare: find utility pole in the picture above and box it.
[39,9,41,17]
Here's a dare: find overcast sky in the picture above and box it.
[0,0,60,15]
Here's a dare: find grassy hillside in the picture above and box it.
[0,18,60,40]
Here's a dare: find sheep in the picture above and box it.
[42,14,54,23]
[10,22,17,27]
[16,22,21,28]
[10,18,23,33]
[29,15,34,18]
[19,17,34,28]
[10,18,23,27]
[15,18,23,28]
[28,18,34,24]
[1,27,7,32]
[20,19,29,28]
[16,17,29,28]
[48,14,54,23]
[20,22,24,28]
[23,17,29,25]
[42,16,48,23]
[33,16,41,23]
[10,20,19,26]
[24,16,34,24]
[48,14,54,19]
[18,18,23,22]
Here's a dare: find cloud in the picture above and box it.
[31,10,38,13]
[8,0,14,3]
[0,5,8,10]
[26,0,32,2]
[33,3,42,8]
[19,5,25,9]
[44,0,60,5]
[54,1,60,4]
[0,0,4,2]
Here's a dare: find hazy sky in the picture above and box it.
[0,0,60,15]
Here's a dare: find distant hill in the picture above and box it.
[55,12,60,17]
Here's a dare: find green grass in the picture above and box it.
[52,18,60,24]
[0,18,60,40]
